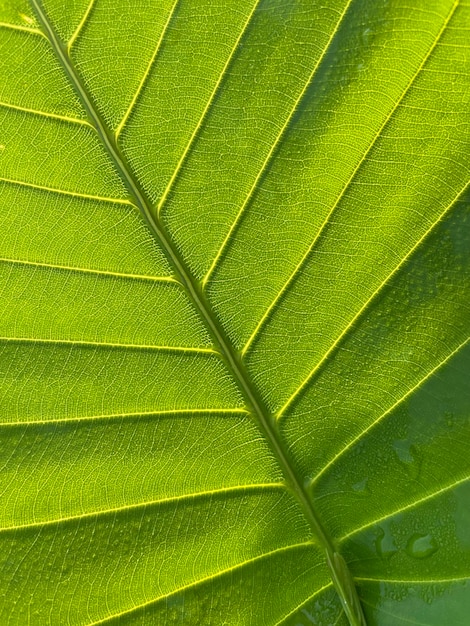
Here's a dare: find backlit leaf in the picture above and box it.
[0,0,469,624]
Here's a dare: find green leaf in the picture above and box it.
[0,0,469,624]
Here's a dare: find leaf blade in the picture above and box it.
[1,0,469,623]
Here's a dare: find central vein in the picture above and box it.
[31,1,366,624]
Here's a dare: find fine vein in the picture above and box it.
[31,2,365,624]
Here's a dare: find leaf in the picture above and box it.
[0,0,469,624]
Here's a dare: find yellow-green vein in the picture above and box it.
[340,474,470,542]
[67,0,96,52]
[0,257,176,284]
[114,0,180,139]
[0,483,286,532]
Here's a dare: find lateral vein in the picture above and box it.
[272,583,335,626]
[0,336,215,354]
[0,20,45,37]
[309,336,470,486]
[0,100,90,126]
[355,576,470,584]
[114,0,180,139]
[0,483,286,532]
[340,473,470,542]
[0,407,249,428]
[0,176,132,205]
[67,0,96,52]
[0,256,176,284]
[86,542,314,626]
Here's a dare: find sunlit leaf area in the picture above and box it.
[0,0,469,624]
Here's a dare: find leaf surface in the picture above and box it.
[0,0,469,624]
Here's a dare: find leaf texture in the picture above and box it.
[0,0,469,624]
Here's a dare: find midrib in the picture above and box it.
[31,1,365,624]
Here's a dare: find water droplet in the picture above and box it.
[375,526,398,560]
[393,439,422,480]
[362,28,372,45]
[19,13,34,25]
[445,412,455,428]
[406,533,438,559]
[352,477,370,496]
